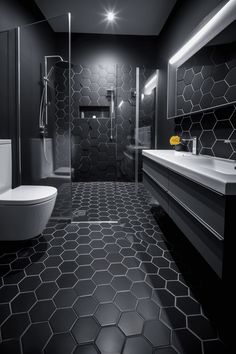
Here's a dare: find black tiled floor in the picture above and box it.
[0,182,229,353]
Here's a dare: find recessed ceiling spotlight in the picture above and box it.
[106,11,116,22]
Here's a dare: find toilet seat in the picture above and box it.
[0,185,57,206]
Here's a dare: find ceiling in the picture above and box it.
[34,0,177,36]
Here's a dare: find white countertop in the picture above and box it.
[142,150,236,195]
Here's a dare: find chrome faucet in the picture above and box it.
[181,136,198,155]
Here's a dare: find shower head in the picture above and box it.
[54,60,73,69]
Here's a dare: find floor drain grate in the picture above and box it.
[74,210,87,217]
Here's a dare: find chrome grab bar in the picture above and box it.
[110,90,114,141]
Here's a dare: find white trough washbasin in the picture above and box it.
[142,150,236,195]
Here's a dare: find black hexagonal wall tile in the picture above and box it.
[225,86,236,102]
[212,63,228,81]
[214,120,233,139]
[183,69,194,85]
[200,131,216,148]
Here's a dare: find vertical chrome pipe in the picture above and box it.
[110,89,114,141]
[44,56,48,126]
[154,69,159,149]
[135,67,140,187]
[17,27,22,184]
[68,12,72,219]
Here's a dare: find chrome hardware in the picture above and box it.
[181,137,198,155]
[224,139,236,143]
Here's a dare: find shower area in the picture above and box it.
[70,64,158,222]
[2,13,158,223]
[18,14,72,219]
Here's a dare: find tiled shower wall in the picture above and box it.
[175,39,236,160]
[54,64,156,182]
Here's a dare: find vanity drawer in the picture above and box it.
[168,169,225,239]
[143,156,169,190]
[169,197,223,278]
[143,172,169,213]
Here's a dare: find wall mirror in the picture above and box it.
[167,0,236,119]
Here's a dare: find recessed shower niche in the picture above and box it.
[79,106,110,119]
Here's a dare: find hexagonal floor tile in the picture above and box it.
[123,336,152,354]
[44,333,76,354]
[49,308,77,333]
[118,311,144,336]
[74,295,98,317]
[96,327,125,354]
[114,291,137,311]
[21,322,52,353]
[143,319,171,347]
[137,299,160,320]
[94,285,116,303]
[95,303,120,326]
[72,317,100,344]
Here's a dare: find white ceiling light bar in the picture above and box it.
[169,0,236,66]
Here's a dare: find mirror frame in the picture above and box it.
[167,0,236,119]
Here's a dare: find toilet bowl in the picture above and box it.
[0,139,57,240]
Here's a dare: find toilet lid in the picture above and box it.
[0,185,57,205]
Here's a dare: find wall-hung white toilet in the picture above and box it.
[0,139,57,241]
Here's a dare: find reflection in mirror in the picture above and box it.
[167,0,236,119]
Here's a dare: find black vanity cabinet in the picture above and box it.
[143,155,234,279]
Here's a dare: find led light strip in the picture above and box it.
[169,0,236,66]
